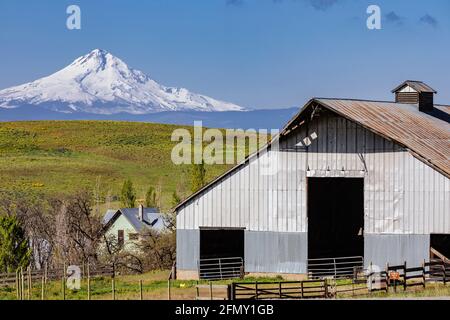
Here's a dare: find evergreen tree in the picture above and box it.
[171,191,181,207]
[145,186,157,208]
[0,214,31,273]
[191,160,206,193]
[120,179,136,208]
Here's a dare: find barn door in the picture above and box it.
[198,228,245,280]
[307,178,364,277]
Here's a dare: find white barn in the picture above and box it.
[174,81,450,280]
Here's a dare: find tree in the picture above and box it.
[121,179,136,208]
[52,191,103,265]
[138,230,176,271]
[145,186,157,208]
[191,160,206,193]
[0,189,54,270]
[171,191,181,208]
[0,214,31,273]
[98,233,143,275]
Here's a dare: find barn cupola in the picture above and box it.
[392,80,437,112]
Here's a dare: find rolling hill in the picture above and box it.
[0,121,265,211]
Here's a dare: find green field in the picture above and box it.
[0,270,286,300]
[0,121,262,211]
[1,271,448,300]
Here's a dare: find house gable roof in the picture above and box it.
[103,207,165,233]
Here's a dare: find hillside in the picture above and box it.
[0,121,263,211]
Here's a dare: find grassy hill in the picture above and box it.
[0,121,263,211]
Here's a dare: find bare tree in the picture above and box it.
[98,233,143,275]
[138,229,176,271]
[52,191,103,266]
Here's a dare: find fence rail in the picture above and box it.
[0,265,114,287]
[231,279,330,300]
[231,258,449,300]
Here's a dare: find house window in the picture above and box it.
[118,230,124,247]
[129,233,139,241]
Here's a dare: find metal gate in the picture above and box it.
[308,256,364,279]
[198,257,244,280]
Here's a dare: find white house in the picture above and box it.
[102,205,165,251]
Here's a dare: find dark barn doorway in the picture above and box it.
[199,228,244,279]
[307,178,364,275]
[430,234,450,260]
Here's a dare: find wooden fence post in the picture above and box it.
[167,280,171,300]
[324,279,328,298]
[300,281,304,299]
[28,267,32,300]
[385,263,389,293]
[442,260,447,285]
[422,260,426,288]
[44,263,48,284]
[352,278,355,297]
[230,282,236,300]
[18,269,22,300]
[403,261,407,291]
[393,276,397,293]
[21,268,24,300]
[41,275,45,300]
[255,281,258,300]
[87,262,91,301]
[62,276,66,300]
[16,270,19,300]
[139,280,143,300]
[209,281,213,300]
[112,278,116,300]
[278,282,282,299]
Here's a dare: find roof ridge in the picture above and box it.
[315,97,398,104]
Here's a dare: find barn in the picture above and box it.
[174,81,450,280]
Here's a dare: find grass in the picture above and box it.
[0,121,266,211]
[0,270,287,300]
[354,283,450,299]
[1,271,448,300]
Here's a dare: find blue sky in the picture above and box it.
[0,0,449,109]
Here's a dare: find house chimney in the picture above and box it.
[392,80,436,112]
[138,204,144,221]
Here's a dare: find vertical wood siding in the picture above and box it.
[177,111,450,235]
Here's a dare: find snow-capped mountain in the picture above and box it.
[0,49,244,114]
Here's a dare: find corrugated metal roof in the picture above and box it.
[435,104,450,116]
[391,80,437,93]
[103,209,117,225]
[315,98,450,177]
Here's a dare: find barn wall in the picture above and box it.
[177,111,449,236]
[176,229,199,270]
[364,234,430,268]
[245,231,307,273]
